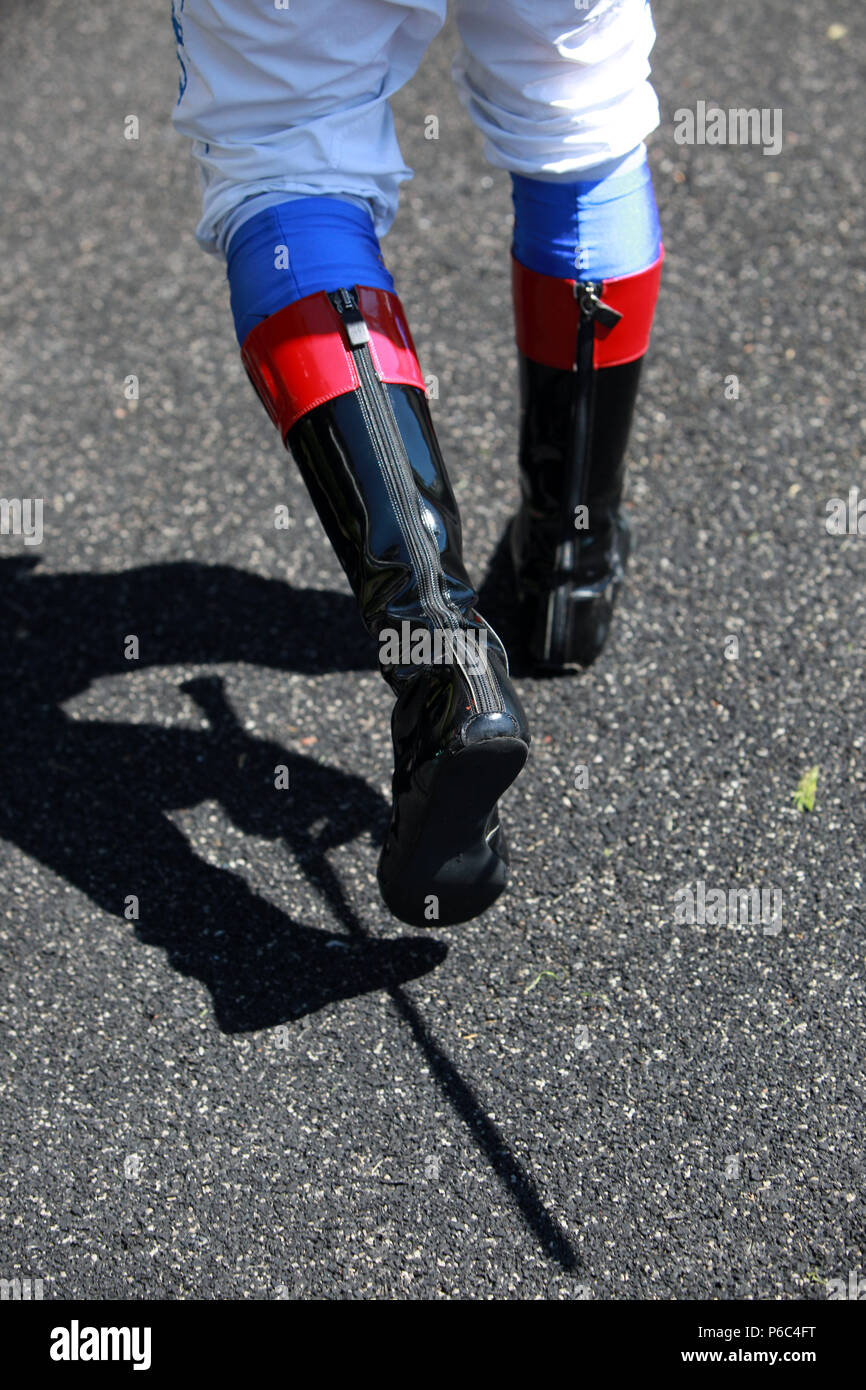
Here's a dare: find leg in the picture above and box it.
[454,0,663,667]
[171,0,446,247]
[170,0,530,927]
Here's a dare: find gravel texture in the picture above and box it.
[0,0,863,1299]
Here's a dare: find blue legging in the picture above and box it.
[225,148,661,346]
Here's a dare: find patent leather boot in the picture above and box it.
[510,252,663,669]
[242,284,530,927]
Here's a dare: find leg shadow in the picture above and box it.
[0,554,577,1269]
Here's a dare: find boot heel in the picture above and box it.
[527,518,630,670]
[378,735,528,928]
[528,577,619,670]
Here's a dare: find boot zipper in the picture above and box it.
[547,282,620,660]
[575,283,622,330]
[329,288,503,715]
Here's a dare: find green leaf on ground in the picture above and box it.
[792,766,819,812]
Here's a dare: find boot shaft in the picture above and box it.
[241,283,526,733]
[242,284,478,635]
[512,251,662,549]
[510,251,662,665]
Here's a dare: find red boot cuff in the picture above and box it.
[512,248,664,371]
[241,285,427,438]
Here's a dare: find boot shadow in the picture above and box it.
[1,553,579,1269]
[477,527,602,679]
[475,528,535,678]
[0,557,445,1031]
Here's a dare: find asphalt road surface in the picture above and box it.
[1,0,864,1299]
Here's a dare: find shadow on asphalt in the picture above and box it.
[0,555,443,1031]
[476,528,529,673]
[1,553,578,1270]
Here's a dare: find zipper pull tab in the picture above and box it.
[329,287,370,348]
[575,282,622,330]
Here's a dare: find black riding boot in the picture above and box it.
[510,252,663,669]
[242,284,530,927]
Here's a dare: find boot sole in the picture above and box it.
[378,735,528,928]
